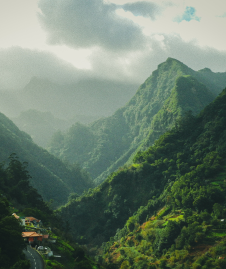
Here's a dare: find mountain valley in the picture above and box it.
[1,57,226,269]
[0,112,92,206]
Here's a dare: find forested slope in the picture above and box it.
[0,155,51,269]
[48,58,225,184]
[0,156,105,269]
[0,195,30,269]
[58,86,226,268]
[99,88,226,268]
[0,112,92,206]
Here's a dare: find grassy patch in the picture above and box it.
[162,221,168,227]
[211,232,226,237]
[211,182,219,186]
[168,214,184,222]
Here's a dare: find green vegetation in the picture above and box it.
[48,58,224,185]
[40,229,104,269]
[57,86,226,268]
[0,195,30,269]
[0,154,51,219]
[98,87,226,268]
[2,58,226,268]
[0,112,93,206]
[0,154,104,268]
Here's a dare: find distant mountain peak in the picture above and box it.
[23,76,56,92]
[155,57,191,75]
[166,57,182,63]
[27,76,52,85]
[198,67,212,73]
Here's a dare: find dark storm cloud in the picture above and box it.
[38,0,145,50]
[122,1,161,19]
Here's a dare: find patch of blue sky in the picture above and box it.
[219,12,226,17]
[175,6,200,22]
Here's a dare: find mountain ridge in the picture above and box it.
[48,58,224,184]
[57,86,226,267]
[0,111,93,206]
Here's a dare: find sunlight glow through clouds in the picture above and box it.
[48,46,93,70]
[0,0,92,69]
[0,0,226,89]
[1,0,226,59]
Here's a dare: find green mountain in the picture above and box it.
[0,112,92,206]
[0,155,51,269]
[58,86,226,268]
[100,87,226,268]
[48,58,225,184]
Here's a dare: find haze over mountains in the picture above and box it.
[47,58,226,184]
[1,57,225,204]
[0,76,138,147]
[2,0,226,267]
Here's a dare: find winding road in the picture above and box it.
[23,245,44,269]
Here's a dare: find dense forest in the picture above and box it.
[0,155,50,269]
[58,86,226,268]
[0,154,105,269]
[48,58,226,185]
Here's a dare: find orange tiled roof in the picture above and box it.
[22,232,42,238]
[25,217,40,222]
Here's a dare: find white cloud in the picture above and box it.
[114,1,226,52]
[0,0,226,92]
[38,0,145,51]
[88,34,226,86]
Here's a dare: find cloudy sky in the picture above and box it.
[0,0,226,89]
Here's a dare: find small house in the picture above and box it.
[22,232,43,244]
[25,217,42,227]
